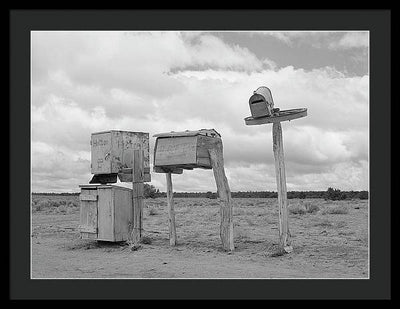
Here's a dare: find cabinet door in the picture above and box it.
[113,188,133,241]
[79,190,98,237]
[97,188,114,241]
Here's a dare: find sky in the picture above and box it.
[31,31,369,193]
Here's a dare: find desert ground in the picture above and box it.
[31,195,368,279]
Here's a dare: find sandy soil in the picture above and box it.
[31,197,369,279]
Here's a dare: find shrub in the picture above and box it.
[322,205,349,215]
[325,187,347,201]
[313,219,333,227]
[358,191,369,200]
[206,191,217,199]
[289,204,306,215]
[144,184,157,198]
[304,203,319,213]
[35,200,49,211]
[57,204,67,214]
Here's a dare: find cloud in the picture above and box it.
[254,31,369,51]
[31,31,369,192]
[329,32,369,50]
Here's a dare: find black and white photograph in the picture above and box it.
[30,30,370,279]
[10,9,391,300]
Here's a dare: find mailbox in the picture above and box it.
[153,129,221,172]
[78,184,133,242]
[249,86,275,118]
[90,130,151,183]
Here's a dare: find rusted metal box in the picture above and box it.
[249,86,275,118]
[78,184,133,242]
[153,129,221,172]
[90,130,150,183]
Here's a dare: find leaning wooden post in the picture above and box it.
[130,145,144,248]
[272,122,292,253]
[208,139,234,252]
[166,172,177,246]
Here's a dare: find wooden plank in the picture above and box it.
[79,189,98,237]
[272,122,292,253]
[79,194,98,201]
[154,136,197,166]
[91,132,112,174]
[244,108,307,126]
[97,187,115,241]
[80,232,98,240]
[166,172,177,246]
[208,139,234,252]
[130,148,144,246]
[196,157,212,168]
[113,187,133,241]
[120,167,151,182]
[153,129,220,138]
[153,166,183,174]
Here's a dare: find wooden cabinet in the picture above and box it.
[79,184,132,242]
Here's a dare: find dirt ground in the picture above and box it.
[31,196,369,279]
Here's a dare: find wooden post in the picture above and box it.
[208,140,234,252]
[272,122,292,253]
[166,172,177,246]
[130,146,144,248]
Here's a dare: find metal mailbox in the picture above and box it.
[249,86,275,118]
[79,184,133,242]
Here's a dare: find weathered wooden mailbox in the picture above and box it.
[153,129,220,172]
[153,129,234,251]
[245,86,307,254]
[79,184,132,241]
[79,130,150,244]
[90,130,151,184]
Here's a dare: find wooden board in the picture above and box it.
[79,189,98,236]
[154,136,198,166]
[153,166,183,174]
[97,188,114,241]
[91,132,112,174]
[244,108,307,125]
[153,129,220,138]
[118,167,151,182]
[113,187,133,241]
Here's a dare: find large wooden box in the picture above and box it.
[90,130,150,182]
[153,129,220,171]
[79,184,132,242]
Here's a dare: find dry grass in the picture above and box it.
[32,196,369,279]
[289,201,320,215]
[322,205,349,215]
[32,195,79,214]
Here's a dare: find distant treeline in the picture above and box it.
[32,187,368,200]
[150,190,368,200]
[32,192,79,196]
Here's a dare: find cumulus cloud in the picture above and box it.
[31,31,369,193]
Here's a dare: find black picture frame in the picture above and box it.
[10,9,391,300]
